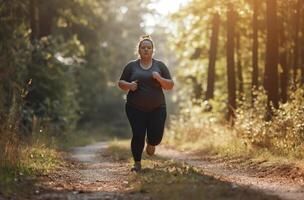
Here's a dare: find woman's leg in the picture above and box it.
[146,106,167,146]
[125,104,147,162]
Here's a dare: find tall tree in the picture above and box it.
[236,32,243,101]
[264,0,279,109]
[29,0,39,42]
[279,20,288,103]
[206,13,220,100]
[226,4,237,119]
[301,1,304,84]
[292,0,301,84]
[38,1,54,38]
[252,0,259,101]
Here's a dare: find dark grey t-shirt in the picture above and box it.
[120,59,172,112]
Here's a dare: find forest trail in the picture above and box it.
[33,142,148,200]
[157,147,304,200]
[31,142,304,200]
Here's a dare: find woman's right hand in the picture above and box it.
[129,80,138,91]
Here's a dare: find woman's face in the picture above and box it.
[139,40,153,59]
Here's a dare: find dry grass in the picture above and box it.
[166,124,243,153]
[0,95,62,185]
[0,90,22,169]
[0,130,21,169]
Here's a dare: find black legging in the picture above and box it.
[125,104,167,162]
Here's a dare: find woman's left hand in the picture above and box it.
[152,71,161,81]
[152,71,174,90]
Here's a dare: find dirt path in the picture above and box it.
[31,142,304,200]
[157,146,304,200]
[34,142,149,200]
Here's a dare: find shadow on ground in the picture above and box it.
[107,143,281,200]
[0,142,281,200]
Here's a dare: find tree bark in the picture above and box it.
[279,20,288,103]
[226,4,237,120]
[38,2,53,38]
[264,0,279,109]
[299,1,304,84]
[27,0,40,137]
[252,0,259,102]
[206,13,220,100]
[29,0,39,42]
[236,32,243,101]
[292,0,301,84]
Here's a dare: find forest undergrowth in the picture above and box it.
[165,87,304,163]
[0,99,103,197]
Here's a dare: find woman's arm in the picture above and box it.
[118,80,138,91]
[152,72,174,90]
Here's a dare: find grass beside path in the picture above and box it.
[0,126,124,199]
[164,123,304,183]
[107,139,280,200]
[0,144,64,199]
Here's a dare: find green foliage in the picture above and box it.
[74,0,149,129]
[0,0,151,178]
[1,0,151,137]
[25,37,80,135]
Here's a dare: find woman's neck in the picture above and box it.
[139,58,152,69]
[140,58,152,65]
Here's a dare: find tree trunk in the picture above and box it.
[29,0,39,42]
[27,0,40,137]
[252,0,259,102]
[236,32,243,101]
[264,0,279,109]
[302,38,304,84]
[206,13,220,100]
[226,4,237,120]
[292,0,301,84]
[30,1,53,39]
[300,1,304,84]
[279,20,288,103]
[38,2,53,37]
